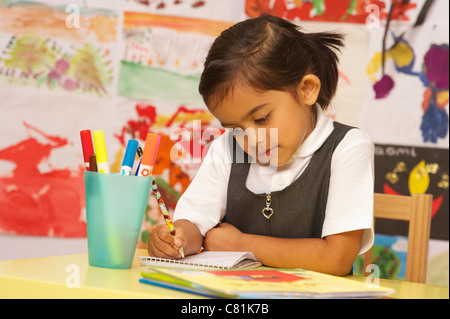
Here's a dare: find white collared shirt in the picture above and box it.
[174,105,374,255]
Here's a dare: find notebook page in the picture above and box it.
[139,251,260,269]
[181,251,257,268]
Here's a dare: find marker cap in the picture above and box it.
[93,130,108,163]
[141,133,161,167]
[122,139,139,168]
[80,130,94,164]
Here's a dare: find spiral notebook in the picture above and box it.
[139,251,262,270]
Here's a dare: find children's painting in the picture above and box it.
[0,1,118,96]
[118,12,232,106]
[373,144,448,241]
[360,1,449,148]
[245,0,420,24]
[0,121,86,237]
[364,32,448,146]
[123,0,246,22]
[352,143,449,285]
[353,234,408,280]
[353,234,449,286]
[0,84,116,238]
[0,1,119,237]
[0,93,223,238]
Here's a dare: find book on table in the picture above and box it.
[138,251,394,298]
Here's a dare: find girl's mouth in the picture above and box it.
[258,146,278,158]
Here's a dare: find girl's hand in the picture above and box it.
[204,222,243,251]
[147,224,185,259]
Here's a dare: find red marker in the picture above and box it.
[137,133,161,177]
[80,130,94,171]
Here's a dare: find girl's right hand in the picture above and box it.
[147,224,186,259]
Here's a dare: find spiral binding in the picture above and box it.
[139,256,228,270]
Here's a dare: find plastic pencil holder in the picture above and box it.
[84,171,152,269]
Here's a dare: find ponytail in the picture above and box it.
[304,31,345,108]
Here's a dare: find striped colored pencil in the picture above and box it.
[151,179,185,258]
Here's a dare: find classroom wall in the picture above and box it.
[0,0,448,285]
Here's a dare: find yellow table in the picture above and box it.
[0,249,448,299]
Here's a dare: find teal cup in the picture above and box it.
[84,171,152,269]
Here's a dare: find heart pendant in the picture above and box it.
[261,207,274,219]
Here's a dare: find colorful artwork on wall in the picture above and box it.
[118,12,231,105]
[0,2,118,96]
[354,234,449,286]
[360,1,449,148]
[0,1,120,237]
[366,34,449,145]
[354,234,407,280]
[0,122,86,237]
[245,0,419,24]
[122,0,246,22]
[373,144,448,240]
[0,95,222,238]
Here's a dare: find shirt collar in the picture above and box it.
[292,103,334,158]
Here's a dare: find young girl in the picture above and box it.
[148,14,374,276]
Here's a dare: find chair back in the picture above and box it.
[363,193,433,283]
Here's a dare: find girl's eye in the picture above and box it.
[254,113,271,125]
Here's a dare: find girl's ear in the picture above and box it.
[297,74,321,106]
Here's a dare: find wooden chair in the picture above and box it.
[363,193,433,283]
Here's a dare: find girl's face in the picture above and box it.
[210,86,317,166]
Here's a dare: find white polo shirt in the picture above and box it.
[173,104,374,255]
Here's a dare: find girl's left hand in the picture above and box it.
[204,222,243,251]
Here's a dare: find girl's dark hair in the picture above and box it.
[199,14,344,110]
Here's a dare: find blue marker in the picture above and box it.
[121,139,139,175]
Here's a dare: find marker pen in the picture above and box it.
[137,133,160,177]
[80,130,94,171]
[93,130,110,174]
[121,139,138,175]
[134,145,143,176]
[89,153,98,172]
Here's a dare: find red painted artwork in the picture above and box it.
[245,0,417,24]
[0,123,86,237]
[0,103,221,239]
